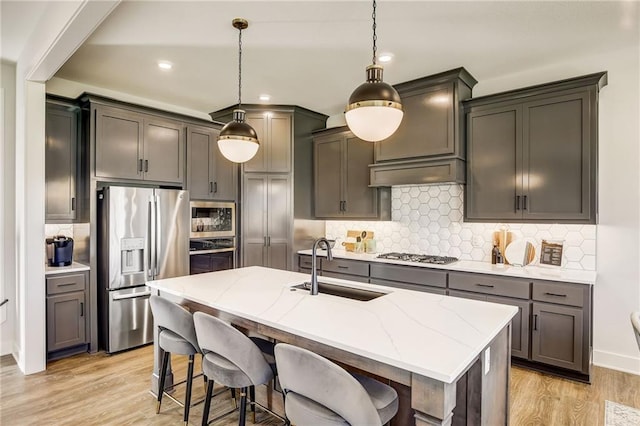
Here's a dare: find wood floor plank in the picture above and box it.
[1,346,639,425]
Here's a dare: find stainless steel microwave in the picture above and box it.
[190,201,235,238]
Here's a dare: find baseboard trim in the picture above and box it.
[593,349,640,375]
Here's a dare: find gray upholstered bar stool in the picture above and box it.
[149,295,202,426]
[193,311,279,426]
[632,311,640,351]
[274,343,399,426]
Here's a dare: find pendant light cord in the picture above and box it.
[372,0,377,65]
[238,26,243,109]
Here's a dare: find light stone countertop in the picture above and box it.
[148,266,517,384]
[297,249,597,285]
[45,262,90,276]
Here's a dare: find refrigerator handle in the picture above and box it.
[148,197,155,278]
[154,194,160,277]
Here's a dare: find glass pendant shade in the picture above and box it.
[346,65,403,142]
[218,109,259,163]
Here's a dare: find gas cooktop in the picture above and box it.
[376,252,459,265]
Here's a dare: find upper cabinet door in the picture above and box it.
[465,104,523,221]
[212,132,238,201]
[314,135,343,218]
[243,113,268,172]
[143,118,184,184]
[376,82,455,161]
[187,125,215,200]
[522,90,593,222]
[95,106,144,180]
[45,103,77,221]
[268,113,292,173]
[243,112,292,173]
[343,136,378,218]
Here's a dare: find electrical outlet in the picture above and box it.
[484,347,491,375]
[472,235,483,247]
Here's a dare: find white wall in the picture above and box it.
[1,61,16,356]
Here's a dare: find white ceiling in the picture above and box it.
[4,1,639,116]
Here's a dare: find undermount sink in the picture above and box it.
[291,281,385,301]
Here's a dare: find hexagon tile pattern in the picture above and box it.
[325,184,596,271]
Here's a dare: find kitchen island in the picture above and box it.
[147,266,517,425]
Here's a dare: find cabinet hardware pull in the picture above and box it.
[515,195,521,211]
[264,236,267,247]
[209,182,213,193]
[214,182,218,193]
[339,201,343,212]
[80,302,84,317]
[337,266,349,269]
[544,292,567,298]
[139,159,143,172]
[71,197,76,211]
[476,284,494,288]
[58,282,77,287]
[343,200,347,211]
[0,299,8,307]
[144,160,149,172]
[523,195,528,210]
[533,314,538,330]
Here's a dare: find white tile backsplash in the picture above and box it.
[325,184,596,271]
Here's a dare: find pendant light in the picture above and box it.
[218,18,260,163]
[345,0,403,142]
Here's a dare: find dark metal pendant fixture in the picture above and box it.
[345,0,403,142]
[218,18,260,163]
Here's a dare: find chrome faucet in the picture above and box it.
[310,238,333,295]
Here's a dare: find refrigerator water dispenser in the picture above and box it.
[121,238,145,274]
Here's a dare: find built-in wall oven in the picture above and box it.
[189,237,236,274]
[189,201,236,274]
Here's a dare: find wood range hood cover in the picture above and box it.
[368,67,477,187]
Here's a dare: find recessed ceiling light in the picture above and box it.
[378,53,394,63]
[259,94,271,101]
[158,60,173,70]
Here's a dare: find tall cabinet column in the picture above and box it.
[210,105,327,271]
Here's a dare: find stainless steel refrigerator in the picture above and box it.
[98,186,189,353]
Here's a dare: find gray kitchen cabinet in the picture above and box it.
[465,72,607,223]
[243,174,291,270]
[531,280,591,374]
[243,112,292,173]
[95,105,184,184]
[45,100,78,222]
[313,128,390,220]
[369,68,477,186]
[187,124,237,201]
[46,271,89,359]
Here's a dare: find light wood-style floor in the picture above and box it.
[1,345,639,425]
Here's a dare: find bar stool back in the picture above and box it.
[275,343,399,426]
[149,295,200,425]
[193,311,274,426]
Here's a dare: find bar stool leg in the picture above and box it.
[201,378,215,426]
[249,385,256,423]
[157,351,170,414]
[231,388,237,408]
[238,387,248,426]
[183,354,195,425]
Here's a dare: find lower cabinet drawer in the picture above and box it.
[370,263,447,288]
[46,273,86,295]
[321,258,369,277]
[449,272,530,299]
[370,278,446,295]
[532,280,586,308]
[298,255,313,270]
[322,271,369,284]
